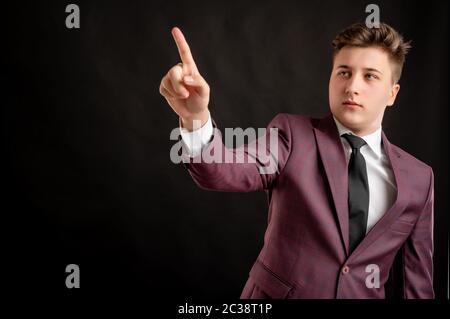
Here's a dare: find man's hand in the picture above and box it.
[159,27,210,131]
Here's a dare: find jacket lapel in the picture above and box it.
[348,131,409,260]
[313,114,350,256]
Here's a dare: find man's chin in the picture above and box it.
[334,112,364,129]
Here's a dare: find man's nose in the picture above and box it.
[345,74,362,95]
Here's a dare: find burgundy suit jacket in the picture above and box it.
[181,113,434,299]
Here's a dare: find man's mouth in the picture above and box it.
[342,100,362,107]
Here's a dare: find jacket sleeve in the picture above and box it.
[181,113,293,192]
[401,168,435,298]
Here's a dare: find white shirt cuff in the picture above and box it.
[179,112,213,157]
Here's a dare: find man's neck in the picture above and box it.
[333,116,381,138]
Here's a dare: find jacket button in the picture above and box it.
[342,265,350,274]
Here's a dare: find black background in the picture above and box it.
[4,0,448,300]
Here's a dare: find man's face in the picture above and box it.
[328,46,400,136]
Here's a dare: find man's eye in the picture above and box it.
[366,73,378,80]
[338,71,350,77]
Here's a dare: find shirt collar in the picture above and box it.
[333,116,383,158]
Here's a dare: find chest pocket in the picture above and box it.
[389,220,415,234]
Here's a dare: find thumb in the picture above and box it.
[183,74,210,97]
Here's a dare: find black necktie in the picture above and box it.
[342,133,370,254]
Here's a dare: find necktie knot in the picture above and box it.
[342,133,366,150]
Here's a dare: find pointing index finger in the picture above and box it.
[171,27,198,75]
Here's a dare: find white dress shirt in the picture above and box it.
[333,116,397,232]
[179,113,397,233]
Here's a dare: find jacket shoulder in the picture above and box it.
[269,113,315,130]
[390,143,433,174]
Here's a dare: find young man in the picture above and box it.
[159,22,434,298]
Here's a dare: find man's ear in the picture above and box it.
[387,83,400,107]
